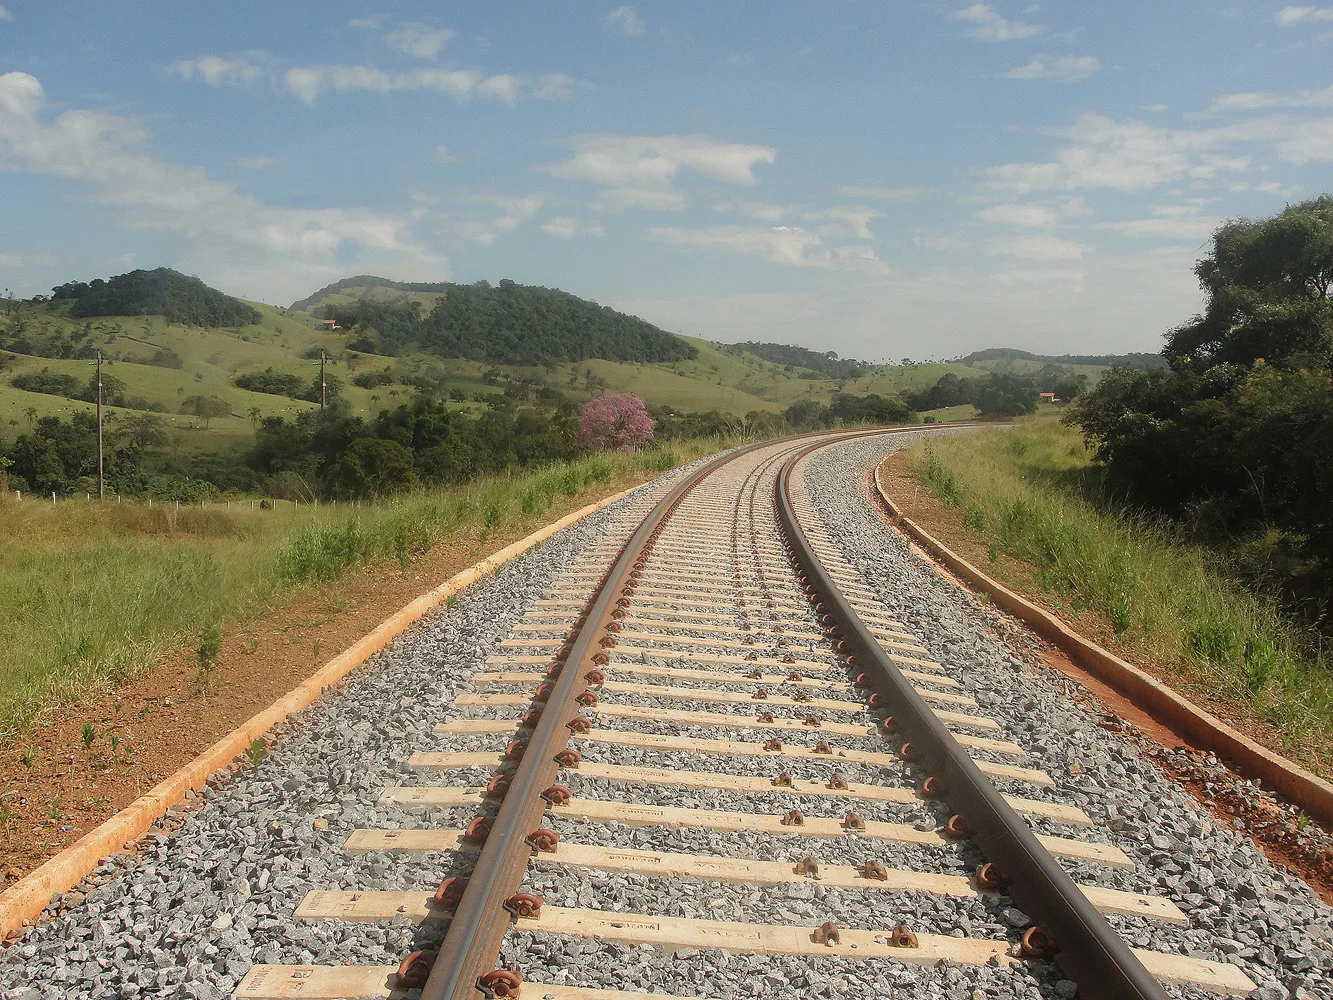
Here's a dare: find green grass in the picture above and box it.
[904,414,1333,769]
[0,438,729,736]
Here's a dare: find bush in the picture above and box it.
[11,368,81,398]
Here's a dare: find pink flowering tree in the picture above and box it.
[578,393,654,451]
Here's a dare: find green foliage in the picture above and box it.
[196,623,221,691]
[11,368,81,397]
[309,277,697,366]
[245,738,267,767]
[234,368,304,397]
[915,446,963,507]
[1069,195,1333,608]
[67,268,262,327]
[81,721,96,750]
[963,347,1168,370]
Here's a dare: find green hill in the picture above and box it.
[54,268,262,327]
[297,276,697,366]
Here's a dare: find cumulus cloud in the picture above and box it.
[169,55,266,87]
[545,133,775,188]
[1211,84,1333,112]
[547,134,775,215]
[591,187,688,213]
[607,6,647,36]
[992,235,1091,261]
[985,113,1262,193]
[650,224,880,270]
[234,155,276,170]
[837,184,927,203]
[0,71,415,262]
[976,202,1062,227]
[384,24,454,59]
[951,4,1044,41]
[541,216,605,238]
[535,73,576,99]
[1004,55,1100,82]
[0,5,12,20]
[1096,204,1222,242]
[284,64,524,104]
[1275,5,1333,26]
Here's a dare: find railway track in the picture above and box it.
[224,430,1262,1000]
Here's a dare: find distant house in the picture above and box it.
[321,319,340,331]
[1039,392,1057,403]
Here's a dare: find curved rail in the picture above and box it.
[774,440,1168,1000]
[420,436,798,1000]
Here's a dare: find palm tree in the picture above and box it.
[247,406,262,428]
[24,406,37,427]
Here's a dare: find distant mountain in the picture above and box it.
[722,341,869,379]
[53,268,262,327]
[293,275,697,366]
[962,347,1168,370]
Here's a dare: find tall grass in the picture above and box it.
[904,415,1333,765]
[0,442,714,735]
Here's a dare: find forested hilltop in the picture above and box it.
[302,276,697,366]
[51,268,262,327]
[963,347,1168,371]
[722,342,869,379]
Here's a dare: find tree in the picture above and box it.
[972,373,1039,417]
[180,394,231,429]
[578,393,654,451]
[1069,195,1333,604]
[330,437,417,497]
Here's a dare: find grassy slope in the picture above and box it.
[0,438,735,735]
[900,413,1333,770]
[2,283,1116,456]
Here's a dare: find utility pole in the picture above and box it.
[93,350,104,499]
[321,350,327,411]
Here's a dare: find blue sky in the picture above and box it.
[2,2,1331,359]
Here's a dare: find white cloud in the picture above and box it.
[650,224,880,271]
[591,187,688,212]
[1096,208,1222,241]
[975,202,1061,227]
[607,6,647,36]
[806,206,879,239]
[476,73,522,105]
[535,73,576,99]
[545,133,775,188]
[1275,6,1333,26]
[284,64,526,104]
[348,16,382,30]
[0,72,415,263]
[0,252,57,267]
[838,184,927,203]
[169,55,266,87]
[986,113,1258,193]
[1211,84,1333,112]
[434,144,459,164]
[0,5,12,20]
[1003,55,1100,82]
[913,232,972,251]
[951,4,1044,40]
[993,235,1091,260]
[234,155,276,170]
[384,24,454,59]
[541,216,605,238]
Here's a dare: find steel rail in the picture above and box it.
[420,436,803,1000]
[420,425,939,1000]
[774,441,1169,1000]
